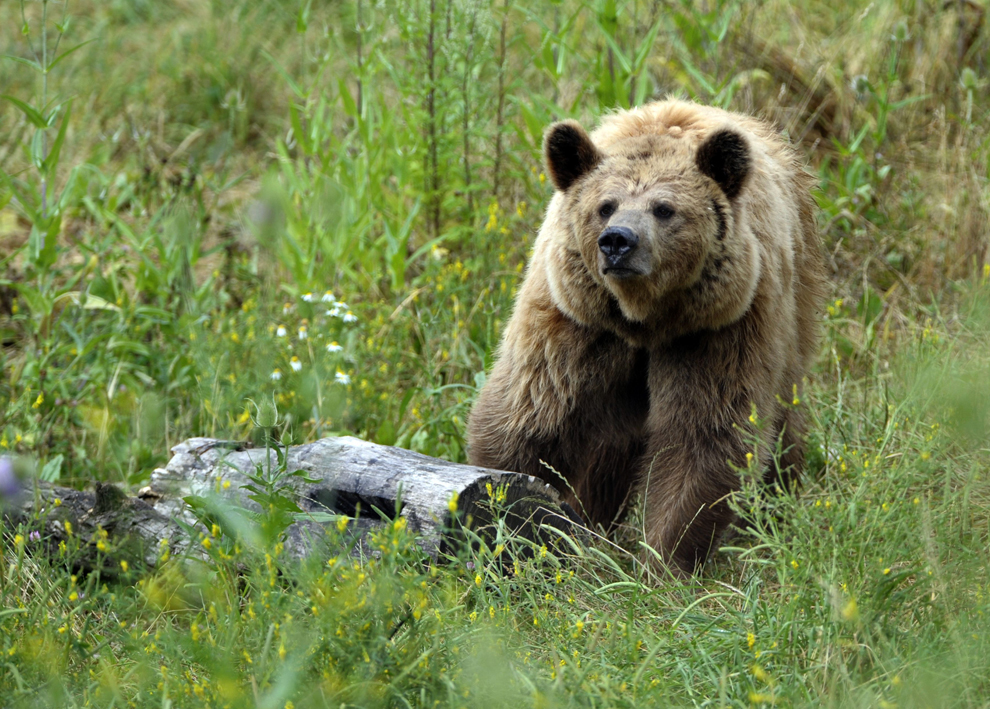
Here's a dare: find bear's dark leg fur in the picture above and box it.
[767,408,805,491]
[638,313,788,576]
[468,334,649,532]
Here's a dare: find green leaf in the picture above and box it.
[288,100,311,156]
[12,281,53,319]
[858,284,884,324]
[633,17,664,70]
[52,291,122,313]
[260,48,304,99]
[43,101,72,174]
[0,173,38,224]
[296,0,312,33]
[517,101,544,148]
[1,54,42,72]
[678,54,716,98]
[889,93,930,111]
[848,124,870,153]
[1,95,47,128]
[28,215,60,270]
[633,71,652,107]
[338,78,358,118]
[598,28,632,74]
[46,39,97,73]
[40,454,63,482]
[30,129,45,169]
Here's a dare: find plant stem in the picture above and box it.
[356,0,363,117]
[492,0,509,201]
[426,0,440,240]
[462,5,477,215]
[41,0,49,219]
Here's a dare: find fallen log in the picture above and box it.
[3,436,583,573]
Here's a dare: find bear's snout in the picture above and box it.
[598,226,640,275]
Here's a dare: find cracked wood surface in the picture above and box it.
[4,436,582,573]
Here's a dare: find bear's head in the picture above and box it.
[542,118,762,332]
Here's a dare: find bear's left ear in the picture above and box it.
[543,120,602,192]
[696,129,751,201]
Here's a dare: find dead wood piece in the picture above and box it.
[3,437,583,574]
[3,481,190,576]
[150,436,583,559]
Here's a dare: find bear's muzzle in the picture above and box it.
[599,226,640,277]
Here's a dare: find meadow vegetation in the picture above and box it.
[1,0,989,706]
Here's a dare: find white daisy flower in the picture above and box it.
[321,291,336,303]
[328,305,343,317]
[326,341,343,353]
[342,311,357,323]
[335,370,351,385]
[270,369,283,381]
[298,325,308,340]
[302,292,314,302]
[290,356,302,372]
[282,303,293,315]
[276,325,287,337]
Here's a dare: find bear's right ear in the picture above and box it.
[543,120,602,192]
[695,128,751,201]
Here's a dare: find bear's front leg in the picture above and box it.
[467,304,649,528]
[639,324,785,576]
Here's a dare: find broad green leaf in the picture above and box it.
[338,78,358,119]
[0,54,42,72]
[678,54,716,97]
[0,172,38,223]
[12,281,53,318]
[260,48,303,99]
[30,129,45,169]
[598,27,632,74]
[28,215,60,270]
[633,18,664,70]
[288,100,311,156]
[53,291,122,313]
[46,39,97,72]
[296,0,312,33]
[43,101,72,174]
[1,95,46,127]
[40,454,63,482]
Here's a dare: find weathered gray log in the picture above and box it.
[149,436,582,559]
[3,481,191,576]
[3,436,582,572]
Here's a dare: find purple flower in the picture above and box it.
[29,531,41,543]
[0,457,20,499]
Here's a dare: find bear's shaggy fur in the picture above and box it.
[467,99,826,575]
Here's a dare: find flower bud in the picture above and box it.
[251,396,279,429]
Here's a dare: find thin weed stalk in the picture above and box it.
[425,0,441,239]
[492,0,509,200]
[461,4,477,215]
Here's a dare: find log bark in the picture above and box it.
[3,437,583,573]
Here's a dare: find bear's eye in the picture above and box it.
[598,202,617,219]
[652,203,675,220]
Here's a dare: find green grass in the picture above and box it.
[2,0,989,706]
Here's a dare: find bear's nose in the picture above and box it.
[598,226,639,262]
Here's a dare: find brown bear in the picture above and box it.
[467,99,825,576]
